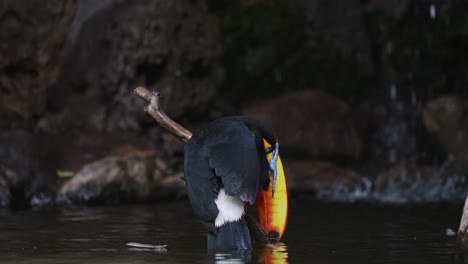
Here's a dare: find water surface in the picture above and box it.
[0,199,461,263]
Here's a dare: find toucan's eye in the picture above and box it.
[265,146,274,154]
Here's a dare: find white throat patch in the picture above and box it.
[214,189,245,227]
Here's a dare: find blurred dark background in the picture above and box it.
[1,0,468,208]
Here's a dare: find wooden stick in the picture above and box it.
[134,87,193,143]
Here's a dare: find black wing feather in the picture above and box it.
[184,117,267,229]
[205,118,262,204]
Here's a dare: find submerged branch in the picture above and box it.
[134,87,192,143]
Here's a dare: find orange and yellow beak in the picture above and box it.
[256,140,289,242]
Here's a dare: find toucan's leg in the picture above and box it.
[207,217,252,250]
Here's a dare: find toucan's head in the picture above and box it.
[237,117,289,242]
[256,139,289,242]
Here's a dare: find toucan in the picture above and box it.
[184,116,288,250]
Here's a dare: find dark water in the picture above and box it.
[0,199,462,263]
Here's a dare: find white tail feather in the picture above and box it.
[214,189,245,227]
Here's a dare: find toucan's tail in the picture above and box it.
[207,217,252,251]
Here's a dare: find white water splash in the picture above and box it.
[310,171,468,204]
[390,84,397,101]
[314,177,372,202]
[446,228,456,237]
[371,172,468,203]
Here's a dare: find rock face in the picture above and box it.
[1,0,468,206]
[423,96,468,172]
[57,149,185,205]
[215,0,305,101]
[0,0,76,119]
[0,1,77,207]
[246,90,362,160]
[459,196,468,252]
[54,0,223,131]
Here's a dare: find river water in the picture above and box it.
[0,199,461,263]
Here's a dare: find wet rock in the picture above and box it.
[0,127,184,208]
[246,90,362,160]
[0,130,55,208]
[54,0,223,131]
[57,149,185,205]
[459,196,468,252]
[423,96,468,172]
[0,0,76,119]
[372,161,468,203]
[458,195,468,262]
[285,160,370,202]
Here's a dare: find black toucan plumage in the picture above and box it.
[184,116,278,250]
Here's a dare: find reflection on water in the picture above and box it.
[211,243,288,264]
[213,252,252,263]
[0,200,461,264]
[257,243,288,264]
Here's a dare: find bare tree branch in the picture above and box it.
[134,87,192,143]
